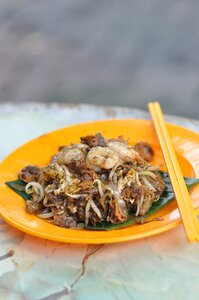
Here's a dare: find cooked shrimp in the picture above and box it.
[56,144,88,165]
[86,146,119,171]
[107,141,141,162]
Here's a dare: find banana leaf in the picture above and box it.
[6,180,31,200]
[6,172,199,231]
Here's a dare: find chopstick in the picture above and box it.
[148,101,199,243]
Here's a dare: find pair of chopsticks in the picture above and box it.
[148,101,199,243]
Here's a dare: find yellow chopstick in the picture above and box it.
[148,101,199,243]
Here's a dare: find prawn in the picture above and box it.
[107,141,141,162]
[86,146,119,171]
[56,144,88,165]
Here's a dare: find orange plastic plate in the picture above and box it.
[0,119,199,244]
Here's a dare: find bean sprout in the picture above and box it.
[85,200,91,226]
[93,179,104,197]
[36,212,55,219]
[25,182,44,202]
[142,177,156,191]
[139,171,157,179]
[90,199,102,219]
[65,193,88,199]
[135,194,144,216]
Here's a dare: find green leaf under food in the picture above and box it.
[5,172,199,231]
[86,172,199,230]
[6,180,31,200]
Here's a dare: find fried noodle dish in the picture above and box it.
[19,134,165,228]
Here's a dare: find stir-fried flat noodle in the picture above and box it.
[19,133,165,228]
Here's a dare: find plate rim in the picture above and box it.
[0,118,199,244]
